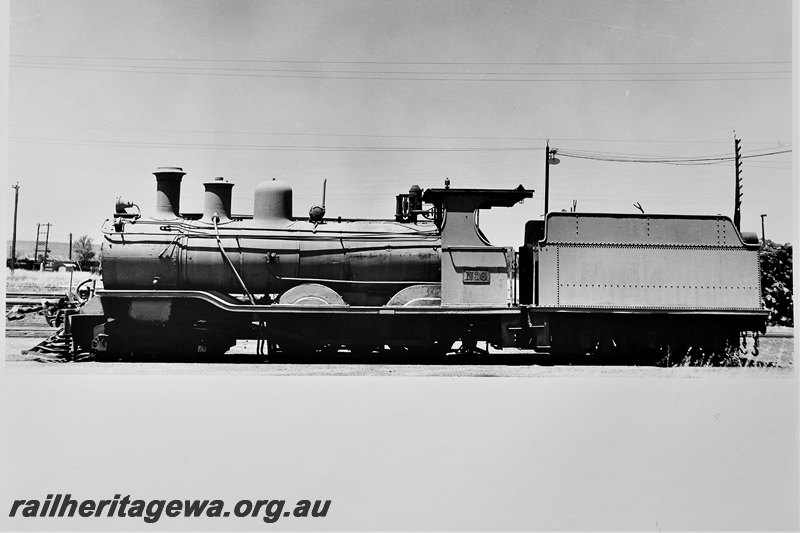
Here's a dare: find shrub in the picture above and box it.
[759,240,793,326]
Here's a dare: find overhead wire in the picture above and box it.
[9,135,793,162]
[11,63,789,82]
[10,59,790,77]
[557,148,792,165]
[9,123,788,146]
[10,56,790,82]
[8,136,538,151]
[10,54,792,66]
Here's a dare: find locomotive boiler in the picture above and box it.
[66,166,767,361]
[102,168,441,307]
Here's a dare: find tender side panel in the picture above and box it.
[536,214,763,311]
[542,213,745,246]
[539,245,761,309]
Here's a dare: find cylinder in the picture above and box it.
[153,167,185,219]
[254,179,292,224]
[201,177,234,223]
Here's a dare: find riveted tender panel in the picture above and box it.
[537,213,763,311]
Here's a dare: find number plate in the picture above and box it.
[462,269,490,284]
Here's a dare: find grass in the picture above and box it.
[5,269,101,293]
[656,335,790,368]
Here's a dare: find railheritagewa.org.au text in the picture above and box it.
[9,494,331,523]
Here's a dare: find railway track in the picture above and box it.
[7,291,67,299]
[6,291,69,307]
[5,326,59,338]
[6,291,72,339]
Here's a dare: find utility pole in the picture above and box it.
[734,134,743,231]
[43,223,51,268]
[34,223,41,265]
[544,141,559,216]
[760,214,767,244]
[69,232,73,260]
[10,182,19,272]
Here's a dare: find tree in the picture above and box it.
[74,235,96,264]
[759,240,793,326]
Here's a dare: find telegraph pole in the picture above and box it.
[69,232,73,260]
[34,223,41,265]
[10,182,19,272]
[734,135,743,231]
[43,223,51,267]
[544,141,559,216]
[760,214,767,244]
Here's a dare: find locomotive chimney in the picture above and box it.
[201,177,234,223]
[153,167,186,219]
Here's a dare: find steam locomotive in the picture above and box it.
[66,167,767,360]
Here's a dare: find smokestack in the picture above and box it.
[153,166,185,219]
[201,177,234,223]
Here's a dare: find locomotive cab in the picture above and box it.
[422,186,532,307]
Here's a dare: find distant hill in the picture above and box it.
[6,240,101,261]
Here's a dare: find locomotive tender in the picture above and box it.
[67,166,767,359]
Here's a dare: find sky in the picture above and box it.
[4,0,795,251]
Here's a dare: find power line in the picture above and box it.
[558,145,788,160]
[10,123,787,145]
[10,60,789,77]
[557,148,792,165]
[8,136,537,152]
[10,54,791,66]
[560,145,790,157]
[10,63,790,82]
[9,135,793,161]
